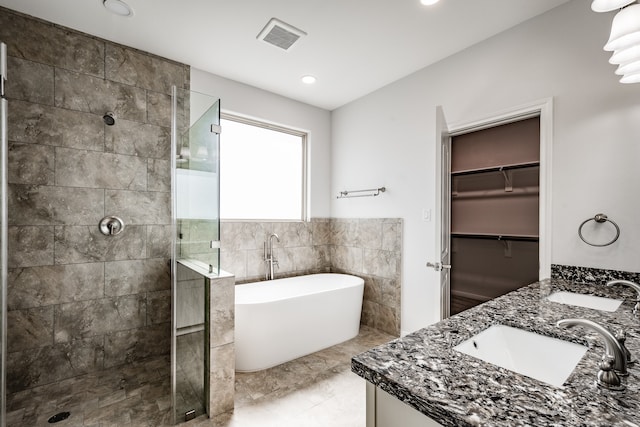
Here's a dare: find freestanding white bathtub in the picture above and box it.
[235,273,364,372]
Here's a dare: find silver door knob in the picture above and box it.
[426,262,451,271]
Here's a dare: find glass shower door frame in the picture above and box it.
[170,85,178,425]
[1,40,9,427]
[170,86,221,424]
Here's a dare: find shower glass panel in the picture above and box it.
[174,88,221,272]
[171,87,220,424]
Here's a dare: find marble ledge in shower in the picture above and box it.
[177,259,233,280]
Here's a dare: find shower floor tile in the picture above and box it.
[6,326,394,426]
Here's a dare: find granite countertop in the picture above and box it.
[352,279,640,426]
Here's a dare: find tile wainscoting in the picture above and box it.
[220,218,402,336]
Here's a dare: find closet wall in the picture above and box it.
[450,117,540,315]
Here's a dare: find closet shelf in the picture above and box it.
[451,232,539,242]
[451,161,540,176]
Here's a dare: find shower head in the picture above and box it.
[103,112,116,126]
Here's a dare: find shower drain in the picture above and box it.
[47,412,71,423]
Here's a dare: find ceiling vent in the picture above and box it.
[257,18,307,51]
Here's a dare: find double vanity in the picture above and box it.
[352,278,640,426]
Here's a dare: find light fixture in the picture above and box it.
[420,0,440,5]
[604,3,640,51]
[591,0,636,12]
[609,43,640,64]
[301,75,316,84]
[591,1,640,83]
[103,0,133,17]
[615,59,640,74]
[619,71,640,83]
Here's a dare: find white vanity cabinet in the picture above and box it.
[366,383,444,427]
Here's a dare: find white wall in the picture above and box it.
[191,69,333,218]
[331,0,640,333]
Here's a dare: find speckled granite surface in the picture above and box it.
[552,264,640,285]
[352,278,640,426]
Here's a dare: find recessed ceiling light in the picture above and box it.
[420,0,440,5]
[301,75,317,84]
[103,0,133,17]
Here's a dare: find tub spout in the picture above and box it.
[264,233,280,280]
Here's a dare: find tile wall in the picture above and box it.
[331,219,402,336]
[221,219,331,281]
[221,218,402,335]
[1,7,189,393]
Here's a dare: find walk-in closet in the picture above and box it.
[450,117,540,315]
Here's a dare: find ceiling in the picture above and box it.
[0,0,572,110]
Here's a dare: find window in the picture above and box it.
[220,115,307,220]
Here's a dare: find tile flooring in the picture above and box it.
[6,326,394,426]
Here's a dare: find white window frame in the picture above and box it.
[220,113,308,221]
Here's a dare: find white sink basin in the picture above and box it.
[454,325,587,387]
[546,291,622,312]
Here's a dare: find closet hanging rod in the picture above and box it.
[451,233,539,242]
[451,161,540,176]
[337,187,386,199]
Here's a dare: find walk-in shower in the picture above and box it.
[0,5,225,422]
[171,87,221,423]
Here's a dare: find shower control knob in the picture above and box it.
[99,216,125,236]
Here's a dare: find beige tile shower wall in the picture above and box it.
[220,218,402,336]
[1,7,189,393]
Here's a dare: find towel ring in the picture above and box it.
[578,213,620,247]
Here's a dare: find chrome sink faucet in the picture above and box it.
[264,233,280,280]
[557,318,628,390]
[606,279,640,317]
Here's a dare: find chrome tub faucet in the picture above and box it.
[264,233,280,280]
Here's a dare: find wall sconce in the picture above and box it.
[591,1,640,84]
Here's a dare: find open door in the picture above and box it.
[429,106,451,320]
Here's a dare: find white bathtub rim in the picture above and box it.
[235,273,364,305]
